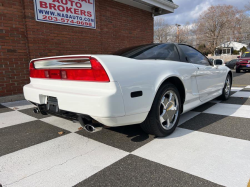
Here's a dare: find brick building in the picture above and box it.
[0,0,178,99]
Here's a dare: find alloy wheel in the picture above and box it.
[159,91,179,130]
[225,76,231,97]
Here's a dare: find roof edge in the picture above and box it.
[153,0,179,9]
[114,0,178,15]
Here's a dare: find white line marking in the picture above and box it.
[132,128,250,187]
[231,87,244,92]
[203,103,250,118]
[0,133,128,187]
[0,111,37,129]
[231,92,250,98]
[41,116,81,132]
[1,100,34,110]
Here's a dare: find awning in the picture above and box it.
[114,0,179,15]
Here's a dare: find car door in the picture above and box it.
[178,45,223,102]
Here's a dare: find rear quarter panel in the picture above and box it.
[93,55,200,116]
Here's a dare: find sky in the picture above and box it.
[160,0,248,25]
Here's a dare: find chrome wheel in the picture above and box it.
[225,76,231,97]
[159,91,179,130]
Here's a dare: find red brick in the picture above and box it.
[0,0,153,97]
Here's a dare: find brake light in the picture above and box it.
[29,57,110,82]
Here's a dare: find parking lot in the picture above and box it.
[0,70,250,187]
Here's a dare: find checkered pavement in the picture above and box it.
[1,86,250,187]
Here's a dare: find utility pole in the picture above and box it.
[175,24,181,43]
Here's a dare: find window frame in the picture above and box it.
[177,44,212,66]
[114,43,183,62]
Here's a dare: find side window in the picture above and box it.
[131,44,180,61]
[179,45,210,66]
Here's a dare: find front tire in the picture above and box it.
[220,74,231,100]
[140,83,181,137]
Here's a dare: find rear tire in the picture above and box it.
[140,83,181,137]
[220,74,231,101]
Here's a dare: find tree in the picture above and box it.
[245,2,250,11]
[197,44,212,55]
[240,46,247,54]
[154,18,174,43]
[195,5,241,53]
[232,50,239,55]
[174,24,194,45]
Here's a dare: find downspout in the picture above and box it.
[20,0,31,61]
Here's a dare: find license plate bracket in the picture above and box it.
[47,96,59,113]
[246,64,250,67]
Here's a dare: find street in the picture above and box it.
[232,70,250,87]
[0,71,250,187]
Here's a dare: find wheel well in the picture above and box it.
[228,71,233,86]
[159,77,186,112]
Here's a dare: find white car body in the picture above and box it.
[23,53,231,127]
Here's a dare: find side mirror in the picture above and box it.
[213,59,224,66]
[237,56,241,58]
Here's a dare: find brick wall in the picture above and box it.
[0,0,153,97]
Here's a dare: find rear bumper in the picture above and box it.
[237,64,250,70]
[239,67,250,70]
[23,78,125,118]
[23,78,148,127]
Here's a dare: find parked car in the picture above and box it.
[23,43,232,137]
[226,59,238,69]
[236,52,250,73]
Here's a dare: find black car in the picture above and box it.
[226,59,238,69]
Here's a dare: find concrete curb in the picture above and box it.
[0,94,25,103]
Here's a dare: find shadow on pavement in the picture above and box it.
[107,124,153,142]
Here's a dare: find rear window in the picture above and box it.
[114,44,180,61]
[242,52,250,58]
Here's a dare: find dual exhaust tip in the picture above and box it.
[78,116,97,133]
[33,108,97,133]
[84,124,96,133]
[33,108,40,114]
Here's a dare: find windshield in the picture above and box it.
[113,43,180,61]
[242,52,250,58]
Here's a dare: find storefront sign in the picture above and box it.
[33,0,96,29]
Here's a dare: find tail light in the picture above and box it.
[29,57,110,82]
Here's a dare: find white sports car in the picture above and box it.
[23,43,232,137]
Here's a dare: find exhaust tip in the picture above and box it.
[33,108,40,114]
[85,125,95,133]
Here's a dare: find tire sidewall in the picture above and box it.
[222,74,231,100]
[152,84,181,136]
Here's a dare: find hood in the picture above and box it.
[239,57,250,61]
[238,58,250,64]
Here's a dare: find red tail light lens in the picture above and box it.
[29,62,46,78]
[90,58,110,82]
[29,57,110,82]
